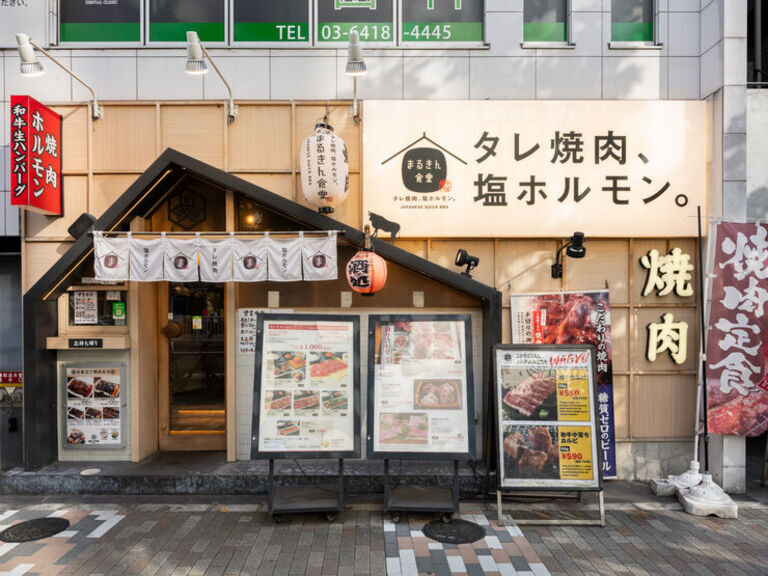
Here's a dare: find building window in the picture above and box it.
[524,0,568,43]
[611,0,654,42]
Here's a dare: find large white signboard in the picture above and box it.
[252,315,359,457]
[363,100,707,238]
[368,315,475,458]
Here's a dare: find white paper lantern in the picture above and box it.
[300,121,349,214]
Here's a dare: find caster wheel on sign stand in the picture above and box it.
[441,513,453,524]
[273,514,283,524]
[390,513,401,524]
[326,512,336,523]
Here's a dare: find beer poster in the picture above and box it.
[368,314,475,459]
[252,314,360,458]
[495,345,601,490]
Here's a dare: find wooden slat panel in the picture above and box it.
[94,106,157,172]
[295,105,360,172]
[393,240,427,259]
[611,307,629,373]
[429,240,495,288]
[228,106,292,171]
[565,240,629,303]
[25,176,88,239]
[630,374,696,438]
[24,241,74,292]
[613,375,629,439]
[233,173,293,200]
[634,306,698,372]
[160,105,224,168]
[52,106,89,173]
[93,174,139,218]
[495,240,560,302]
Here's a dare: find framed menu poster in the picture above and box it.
[367,314,475,459]
[62,365,124,449]
[494,345,602,491]
[251,314,360,459]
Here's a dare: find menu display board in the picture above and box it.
[251,314,360,458]
[59,0,141,44]
[73,291,98,325]
[400,0,484,45]
[315,0,395,46]
[64,366,123,448]
[148,0,226,43]
[495,345,601,490]
[368,314,475,459]
[232,0,311,45]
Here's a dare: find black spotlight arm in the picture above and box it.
[551,241,571,279]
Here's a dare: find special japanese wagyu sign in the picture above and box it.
[10,96,63,216]
[363,101,707,238]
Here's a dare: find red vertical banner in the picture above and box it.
[706,222,768,436]
[9,95,62,216]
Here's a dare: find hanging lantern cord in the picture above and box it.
[363,224,373,251]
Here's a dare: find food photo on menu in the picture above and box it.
[501,368,558,421]
[67,376,94,399]
[322,391,348,412]
[265,390,292,413]
[267,351,306,385]
[309,352,349,382]
[94,376,120,398]
[413,379,462,410]
[378,412,429,445]
[503,425,560,479]
[293,390,320,412]
[276,419,300,436]
[384,320,462,364]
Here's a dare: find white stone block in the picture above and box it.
[336,55,403,99]
[602,57,662,99]
[469,57,535,99]
[721,465,746,494]
[724,85,747,133]
[4,197,19,237]
[403,56,470,99]
[668,12,700,57]
[668,57,700,99]
[723,133,746,181]
[700,42,723,98]
[722,435,746,467]
[270,56,337,100]
[723,0,747,39]
[486,0,522,11]
[669,0,702,11]
[480,11,524,57]
[700,0,722,54]
[571,12,604,57]
[723,180,747,219]
[71,56,137,101]
[0,193,6,236]
[201,56,270,101]
[4,51,73,104]
[724,37,747,85]
[137,56,204,100]
[536,56,601,99]
[572,0,603,11]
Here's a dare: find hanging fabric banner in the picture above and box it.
[233,237,268,282]
[129,236,164,282]
[199,237,234,282]
[163,236,199,283]
[268,234,303,282]
[706,222,768,436]
[93,231,130,281]
[301,231,338,281]
[509,291,617,478]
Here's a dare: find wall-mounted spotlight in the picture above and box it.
[16,33,103,120]
[345,30,367,125]
[455,249,479,278]
[551,232,586,278]
[185,31,238,124]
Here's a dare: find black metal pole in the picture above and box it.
[697,206,709,471]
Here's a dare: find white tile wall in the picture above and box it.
[722,180,747,218]
[723,132,746,181]
[723,36,746,86]
[667,57,700,99]
[723,85,746,132]
[700,0,722,54]
[137,55,204,100]
[403,56,470,99]
[536,57,602,99]
[603,56,663,99]
[700,42,722,98]
[0,194,6,237]
[270,55,337,100]
[669,0,701,10]
[4,50,73,103]
[469,57,535,99]
[5,197,18,237]
[72,55,138,101]
[485,0,522,11]
[336,55,403,100]
[572,0,603,11]
[202,56,271,101]
[478,12,524,57]
[668,12,700,57]
[570,12,604,57]
[723,0,747,38]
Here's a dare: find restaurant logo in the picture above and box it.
[103,253,119,269]
[172,254,189,270]
[243,254,262,270]
[382,132,465,194]
[311,252,327,268]
[168,189,206,230]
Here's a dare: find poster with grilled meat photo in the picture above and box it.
[495,345,601,489]
[369,315,475,458]
[64,366,123,448]
[253,315,359,457]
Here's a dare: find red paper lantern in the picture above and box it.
[346,250,387,295]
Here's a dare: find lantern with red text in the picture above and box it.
[300,121,349,214]
[346,250,387,295]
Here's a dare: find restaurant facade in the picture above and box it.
[0,1,755,493]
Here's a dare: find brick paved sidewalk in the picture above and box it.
[0,492,764,575]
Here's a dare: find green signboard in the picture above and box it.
[401,0,483,44]
[315,0,394,45]
[233,0,310,44]
[60,0,141,44]
[149,0,225,43]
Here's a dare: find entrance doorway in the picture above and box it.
[159,282,226,450]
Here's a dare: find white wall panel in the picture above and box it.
[571,12,604,57]
[478,12,524,57]
[669,0,701,10]
[138,56,204,100]
[723,132,746,181]
[667,57,700,99]
[201,56,271,101]
[668,12,700,56]
[603,57,663,99]
[4,197,18,237]
[724,85,747,132]
[723,37,746,85]
[572,0,603,11]
[72,56,138,101]
[700,0,721,54]
[336,55,403,100]
[469,57,535,99]
[536,56,602,99]
[270,55,337,100]
[700,42,722,98]
[486,0,522,11]
[4,50,73,103]
[403,56,470,99]
[723,180,747,219]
